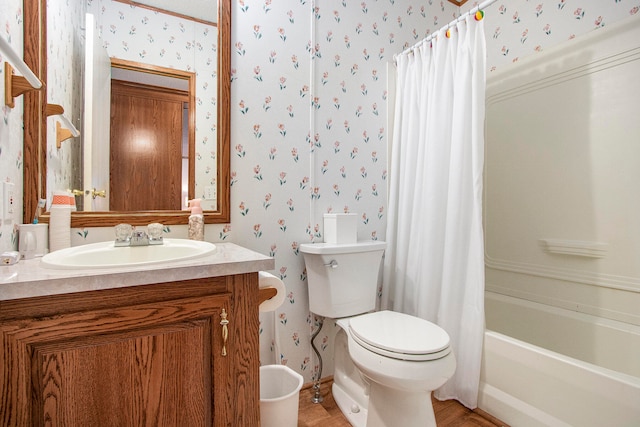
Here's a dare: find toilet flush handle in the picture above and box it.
[324,259,339,268]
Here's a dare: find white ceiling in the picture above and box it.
[132,0,217,24]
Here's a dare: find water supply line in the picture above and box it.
[310,315,324,403]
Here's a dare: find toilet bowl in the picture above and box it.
[300,242,457,427]
[331,311,456,427]
[347,311,455,391]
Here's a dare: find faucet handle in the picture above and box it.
[147,223,164,245]
[114,223,133,246]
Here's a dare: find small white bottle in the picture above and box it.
[188,199,204,241]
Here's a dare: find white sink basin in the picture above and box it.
[41,239,216,269]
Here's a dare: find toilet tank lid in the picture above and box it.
[300,241,386,254]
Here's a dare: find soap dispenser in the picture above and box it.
[188,199,204,241]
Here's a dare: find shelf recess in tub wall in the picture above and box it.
[539,239,608,258]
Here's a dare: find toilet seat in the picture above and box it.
[348,311,451,362]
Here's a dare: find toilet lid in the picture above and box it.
[348,311,451,361]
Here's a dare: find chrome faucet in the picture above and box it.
[130,230,149,246]
[114,223,164,247]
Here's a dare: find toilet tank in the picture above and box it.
[300,241,386,318]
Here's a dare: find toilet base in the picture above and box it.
[367,382,436,427]
[334,379,438,427]
[332,382,368,427]
[332,327,369,427]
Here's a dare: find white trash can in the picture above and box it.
[260,365,304,427]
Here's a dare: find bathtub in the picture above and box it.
[479,292,640,427]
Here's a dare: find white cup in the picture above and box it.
[19,223,49,258]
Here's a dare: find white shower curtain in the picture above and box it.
[382,15,486,409]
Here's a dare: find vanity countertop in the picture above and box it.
[0,243,274,301]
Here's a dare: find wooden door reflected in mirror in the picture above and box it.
[110,80,186,211]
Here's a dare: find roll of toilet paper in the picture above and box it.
[259,271,286,313]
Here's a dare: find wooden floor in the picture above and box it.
[297,379,508,427]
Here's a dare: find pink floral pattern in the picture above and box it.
[1,0,638,382]
[463,0,640,72]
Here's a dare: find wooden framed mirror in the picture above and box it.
[23,0,230,227]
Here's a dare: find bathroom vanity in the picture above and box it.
[0,243,274,426]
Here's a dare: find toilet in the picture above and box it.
[300,241,456,427]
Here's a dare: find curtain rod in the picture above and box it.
[395,0,497,59]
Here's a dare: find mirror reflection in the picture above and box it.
[108,59,196,211]
[46,1,218,212]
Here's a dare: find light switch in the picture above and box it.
[204,186,216,200]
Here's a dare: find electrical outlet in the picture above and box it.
[204,186,216,200]
[3,181,15,222]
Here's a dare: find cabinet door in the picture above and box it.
[0,294,230,426]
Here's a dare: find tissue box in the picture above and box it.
[323,213,357,244]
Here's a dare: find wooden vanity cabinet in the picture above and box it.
[0,273,260,426]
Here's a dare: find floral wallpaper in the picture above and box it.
[468,0,640,72]
[230,0,462,380]
[2,0,639,383]
[46,0,86,209]
[0,0,25,253]
[229,0,640,382]
[87,0,219,211]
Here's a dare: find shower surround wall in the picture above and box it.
[1,0,638,382]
